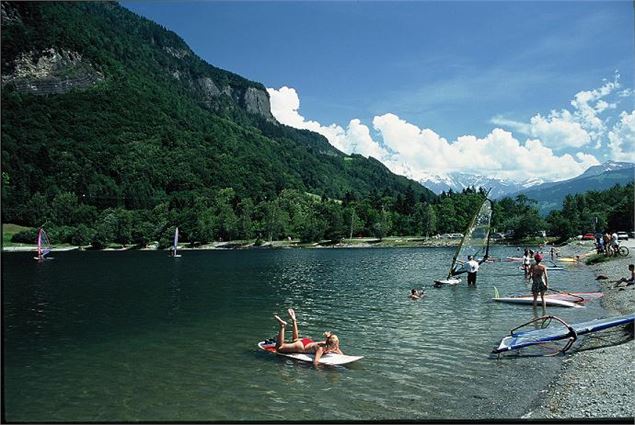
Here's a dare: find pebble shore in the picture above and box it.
[524,241,634,422]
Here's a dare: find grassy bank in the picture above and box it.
[2,224,32,247]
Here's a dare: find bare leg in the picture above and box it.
[288,308,299,341]
[540,290,546,309]
[532,292,538,308]
[274,315,287,350]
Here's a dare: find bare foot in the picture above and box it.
[287,308,297,322]
[274,315,287,326]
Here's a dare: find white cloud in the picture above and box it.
[607,110,635,162]
[528,112,591,148]
[267,87,389,161]
[267,86,603,184]
[493,74,628,150]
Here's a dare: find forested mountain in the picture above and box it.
[1,1,434,242]
[511,161,634,214]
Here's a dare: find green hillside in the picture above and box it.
[1,2,439,244]
[517,168,634,215]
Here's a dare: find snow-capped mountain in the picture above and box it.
[572,160,633,180]
[511,161,634,214]
[416,161,634,201]
[417,172,543,199]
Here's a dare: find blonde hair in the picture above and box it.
[323,331,339,348]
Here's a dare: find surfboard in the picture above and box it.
[556,257,579,263]
[258,340,363,366]
[518,266,566,271]
[433,278,461,287]
[492,296,583,308]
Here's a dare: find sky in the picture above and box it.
[123,1,635,183]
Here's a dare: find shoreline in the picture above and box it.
[523,241,634,421]
[2,236,556,253]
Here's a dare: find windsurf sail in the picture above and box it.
[36,228,51,260]
[446,193,493,279]
[493,314,634,355]
[172,227,179,256]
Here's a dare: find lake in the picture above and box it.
[2,247,605,421]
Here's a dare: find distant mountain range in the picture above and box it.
[510,160,634,214]
[418,160,634,213]
[417,172,543,199]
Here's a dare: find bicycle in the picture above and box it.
[617,245,630,256]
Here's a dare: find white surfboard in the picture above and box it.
[258,341,363,366]
[492,296,583,308]
[433,278,461,287]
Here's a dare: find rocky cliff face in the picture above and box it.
[1,48,105,95]
[190,77,275,122]
[1,1,275,122]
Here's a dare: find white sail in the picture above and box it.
[173,227,179,256]
[446,196,493,279]
[35,228,51,261]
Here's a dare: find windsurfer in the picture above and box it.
[529,253,549,308]
[273,308,343,366]
[452,254,488,286]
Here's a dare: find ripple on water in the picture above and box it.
[1,248,605,421]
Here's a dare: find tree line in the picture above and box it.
[9,183,632,248]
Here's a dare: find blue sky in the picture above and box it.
[123,1,634,182]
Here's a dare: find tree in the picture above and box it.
[343,206,364,238]
[415,203,437,237]
[71,224,94,246]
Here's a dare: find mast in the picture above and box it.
[446,189,492,279]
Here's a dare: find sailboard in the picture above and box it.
[518,265,566,271]
[33,227,53,261]
[493,296,582,308]
[434,193,492,287]
[493,287,602,306]
[258,339,363,366]
[171,227,182,257]
[493,314,635,355]
[544,291,603,303]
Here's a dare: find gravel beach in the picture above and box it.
[524,240,634,422]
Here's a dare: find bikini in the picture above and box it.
[300,337,314,348]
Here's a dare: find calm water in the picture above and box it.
[2,247,605,421]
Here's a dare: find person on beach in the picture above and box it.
[610,231,620,256]
[529,253,549,308]
[595,232,604,254]
[273,308,343,366]
[452,254,488,286]
[614,264,635,288]
[603,232,612,256]
[409,289,424,300]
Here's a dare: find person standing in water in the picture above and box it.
[529,253,549,308]
[452,254,488,286]
[522,248,531,278]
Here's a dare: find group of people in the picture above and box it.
[596,231,621,256]
[273,248,632,365]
